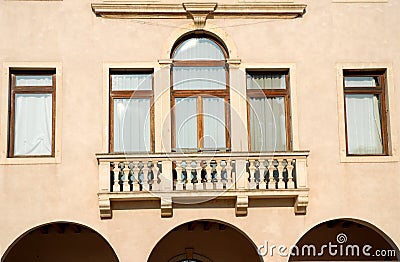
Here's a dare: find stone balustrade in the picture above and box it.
[96,151,309,218]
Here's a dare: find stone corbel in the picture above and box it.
[161,197,173,217]
[99,195,112,219]
[183,3,217,29]
[294,194,308,215]
[236,195,248,216]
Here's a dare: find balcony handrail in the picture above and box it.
[96,151,310,162]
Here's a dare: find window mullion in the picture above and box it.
[197,95,203,149]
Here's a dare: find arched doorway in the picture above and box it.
[2,222,118,262]
[289,218,399,261]
[148,220,262,262]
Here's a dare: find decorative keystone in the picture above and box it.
[183,3,217,29]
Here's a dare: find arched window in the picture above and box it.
[171,35,230,151]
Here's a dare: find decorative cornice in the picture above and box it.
[91,2,307,27]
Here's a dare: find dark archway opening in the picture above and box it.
[2,222,118,262]
[148,220,262,262]
[289,218,399,261]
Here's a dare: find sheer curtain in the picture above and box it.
[111,74,152,91]
[14,94,52,155]
[174,38,225,60]
[249,97,286,151]
[16,75,52,86]
[114,98,150,152]
[247,74,285,89]
[173,67,226,90]
[345,94,383,154]
[203,98,226,149]
[175,98,198,149]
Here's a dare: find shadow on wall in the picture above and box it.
[289,218,400,261]
[148,219,263,262]
[1,222,119,262]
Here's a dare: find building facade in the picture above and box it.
[0,0,399,261]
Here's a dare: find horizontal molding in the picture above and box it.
[332,0,387,2]
[91,2,307,20]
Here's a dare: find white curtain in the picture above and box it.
[173,66,226,90]
[111,74,152,91]
[174,38,225,60]
[345,94,383,154]
[249,97,286,151]
[247,74,286,89]
[203,98,226,149]
[16,75,52,86]
[344,76,378,87]
[14,94,52,156]
[175,98,198,149]
[114,98,150,152]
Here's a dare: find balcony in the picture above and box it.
[96,151,309,218]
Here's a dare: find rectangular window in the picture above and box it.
[9,70,56,157]
[247,71,291,151]
[343,69,388,155]
[110,70,154,153]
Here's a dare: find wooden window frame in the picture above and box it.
[170,36,231,152]
[109,69,155,153]
[8,69,56,158]
[343,69,388,156]
[246,70,292,152]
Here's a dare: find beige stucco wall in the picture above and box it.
[0,0,399,261]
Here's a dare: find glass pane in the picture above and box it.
[203,97,226,149]
[174,38,225,60]
[344,76,379,87]
[173,67,226,90]
[14,94,52,156]
[175,98,198,149]
[249,97,286,151]
[247,73,286,90]
[345,94,383,154]
[114,98,151,152]
[16,75,52,86]
[111,74,152,91]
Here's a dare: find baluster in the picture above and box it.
[151,163,160,191]
[225,161,233,190]
[268,160,276,189]
[112,162,121,192]
[175,161,184,191]
[277,159,285,189]
[286,159,295,189]
[215,160,224,190]
[258,160,267,190]
[122,162,131,192]
[142,162,150,191]
[205,161,213,190]
[195,161,203,190]
[132,162,140,191]
[186,161,194,191]
[248,160,257,189]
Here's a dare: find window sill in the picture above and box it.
[0,156,61,165]
[340,155,399,163]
